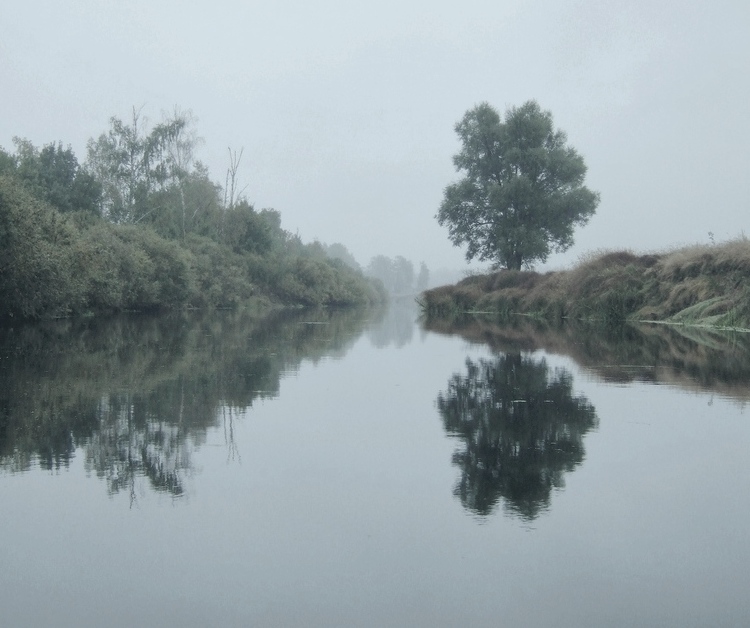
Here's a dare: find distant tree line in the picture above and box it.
[313,244,431,296]
[364,255,429,296]
[0,107,385,320]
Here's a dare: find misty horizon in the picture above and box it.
[2,0,747,272]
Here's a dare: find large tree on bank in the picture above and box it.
[437,101,599,270]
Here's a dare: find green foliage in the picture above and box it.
[66,222,195,312]
[324,242,361,271]
[437,101,599,270]
[111,226,195,309]
[264,255,383,306]
[147,164,223,240]
[72,222,133,310]
[0,108,385,321]
[3,138,101,215]
[0,173,382,320]
[223,202,280,255]
[0,175,80,318]
[0,176,195,318]
[0,146,15,174]
[184,234,254,308]
[86,107,197,224]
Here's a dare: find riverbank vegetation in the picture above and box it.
[0,110,384,321]
[420,238,750,330]
[428,100,749,331]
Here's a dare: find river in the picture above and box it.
[1,303,748,627]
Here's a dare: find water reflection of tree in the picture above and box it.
[424,315,750,401]
[0,307,373,497]
[84,392,199,500]
[437,353,598,520]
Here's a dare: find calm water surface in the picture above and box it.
[1,304,749,627]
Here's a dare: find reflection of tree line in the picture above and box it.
[0,306,385,497]
[438,353,597,520]
[431,316,750,520]
[366,299,418,349]
[83,392,202,501]
[425,316,750,401]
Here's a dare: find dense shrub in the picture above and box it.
[184,235,253,308]
[71,222,131,311]
[112,226,196,309]
[0,175,79,318]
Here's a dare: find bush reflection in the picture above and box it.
[0,306,385,499]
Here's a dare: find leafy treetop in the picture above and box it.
[437,101,599,270]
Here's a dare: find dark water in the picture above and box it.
[1,304,749,627]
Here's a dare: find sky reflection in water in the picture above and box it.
[1,306,749,626]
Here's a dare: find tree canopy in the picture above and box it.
[437,101,599,270]
[0,107,385,319]
[0,138,101,215]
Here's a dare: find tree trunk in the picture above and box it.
[507,252,523,271]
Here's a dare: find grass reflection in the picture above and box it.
[425,316,750,401]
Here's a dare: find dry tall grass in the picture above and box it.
[421,237,750,329]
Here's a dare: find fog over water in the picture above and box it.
[2,0,748,271]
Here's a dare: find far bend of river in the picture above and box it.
[1,302,749,627]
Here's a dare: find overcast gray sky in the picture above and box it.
[2,0,748,272]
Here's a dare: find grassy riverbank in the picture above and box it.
[420,238,750,330]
